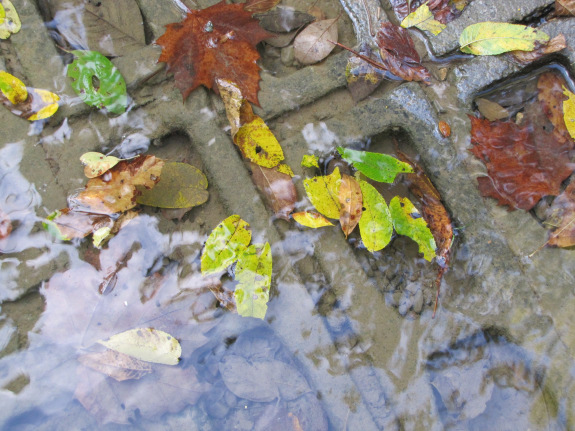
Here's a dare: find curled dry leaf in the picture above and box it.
[293,18,338,65]
[339,174,363,238]
[292,211,334,228]
[511,34,566,64]
[250,162,296,220]
[78,349,152,382]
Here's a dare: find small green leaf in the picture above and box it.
[92,226,111,248]
[97,328,181,365]
[358,180,393,252]
[42,210,69,241]
[67,50,128,114]
[303,167,341,219]
[136,162,209,209]
[201,215,251,276]
[337,147,413,183]
[389,196,436,261]
[401,4,445,36]
[459,22,550,56]
[234,242,272,319]
[301,154,319,168]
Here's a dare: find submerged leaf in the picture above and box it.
[292,211,334,228]
[234,242,272,319]
[303,167,341,219]
[345,46,386,103]
[235,117,285,168]
[401,4,446,35]
[293,18,338,65]
[339,174,363,238]
[0,0,20,39]
[358,180,393,252]
[136,162,209,209]
[301,154,320,168]
[67,50,128,114]
[459,22,550,55]
[201,215,252,275]
[78,350,152,382]
[98,328,182,365]
[80,152,121,178]
[0,71,60,121]
[337,147,413,183]
[390,196,437,261]
[250,162,296,220]
[255,6,315,32]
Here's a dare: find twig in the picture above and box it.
[528,215,575,258]
[328,40,388,71]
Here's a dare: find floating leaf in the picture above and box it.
[0,70,27,104]
[0,0,20,39]
[245,0,282,13]
[459,22,550,56]
[250,163,296,220]
[358,180,393,252]
[337,147,413,183]
[390,196,437,261]
[234,242,272,319]
[255,6,315,32]
[80,152,121,178]
[292,211,334,228]
[339,174,362,238]
[78,350,152,382]
[401,4,446,35]
[97,328,181,365]
[0,71,60,121]
[293,18,338,65]
[201,215,251,276]
[511,34,567,64]
[67,50,128,114]
[235,117,285,168]
[301,154,319,168]
[563,86,575,140]
[303,167,341,219]
[136,162,209,209]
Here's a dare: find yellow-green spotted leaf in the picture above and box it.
[97,328,181,365]
[358,180,393,252]
[301,154,319,168]
[80,152,121,178]
[201,215,251,276]
[563,86,575,140]
[303,167,341,219]
[234,242,272,319]
[276,163,294,177]
[337,147,413,183]
[136,162,209,209]
[0,0,20,40]
[292,211,334,228]
[401,4,446,36]
[0,71,27,104]
[389,196,436,261]
[235,117,284,168]
[459,22,550,56]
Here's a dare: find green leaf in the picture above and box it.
[234,242,272,319]
[459,22,550,56]
[136,162,209,209]
[389,196,436,261]
[67,50,128,114]
[42,210,69,241]
[337,147,413,183]
[303,167,341,219]
[97,328,181,365]
[358,180,393,252]
[201,215,251,276]
[401,4,446,36]
[301,154,319,168]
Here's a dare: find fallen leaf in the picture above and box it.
[358,180,393,252]
[292,211,334,228]
[475,98,510,121]
[78,349,152,382]
[546,181,575,247]
[537,72,573,143]
[303,167,341,219]
[459,22,550,55]
[276,163,294,176]
[301,154,319,168]
[0,71,60,121]
[250,162,296,220]
[80,152,121,178]
[555,0,575,16]
[337,147,413,183]
[204,276,236,312]
[0,0,20,39]
[217,79,245,138]
[156,1,273,105]
[71,155,164,214]
[390,196,437,261]
[245,0,282,13]
[438,121,451,137]
[235,116,285,168]
[563,86,575,140]
[390,0,465,24]
[47,208,114,240]
[339,174,362,238]
[92,226,112,248]
[67,50,128,114]
[511,34,566,64]
[0,70,27,104]
[255,6,315,32]
[201,214,252,276]
[375,22,431,83]
[293,18,338,65]
[234,242,272,319]
[345,45,386,103]
[136,162,209,209]
[401,4,446,35]
[0,207,12,240]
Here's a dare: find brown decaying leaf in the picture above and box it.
[555,0,575,16]
[390,0,464,24]
[0,208,12,240]
[244,0,281,13]
[546,181,575,247]
[72,155,164,214]
[475,98,510,121]
[250,162,296,220]
[78,350,152,382]
[293,18,338,65]
[511,34,567,64]
[156,1,273,105]
[345,45,386,103]
[537,71,573,144]
[338,174,362,238]
[375,22,431,84]
[53,208,114,239]
[202,276,237,312]
[438,121,451,137]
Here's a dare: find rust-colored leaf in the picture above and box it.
[537,71,573,144]
[0,208,12,240]
[375,22,431,84]
[72,155,164,214]
[338,174,362,238]
[438,121,451,137]
[556,0,575,16]
[78,350,152,382]
[244,0,281,13]
[156,1,273,105]
[511,34,567,64]
[546,181,575,247]
[250,162,296,220]
[390,0,465,24]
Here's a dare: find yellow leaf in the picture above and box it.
[0,70,27,104]
[293,211,334,228]
[301,154,319,168]
[339,174,362,238]
[401,4,446,36]
[0,0,20,39]
[0,4,5,25]
[303,167,341,219]
[235,117,285,168]
[276,163,294,177]
[80,152,121,178]
[563,86,575,140]
[27,89,60,121]
[460,22,549,55]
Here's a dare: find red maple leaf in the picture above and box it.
[156,1,272,105]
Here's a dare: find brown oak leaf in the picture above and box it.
[156,1,273,105]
